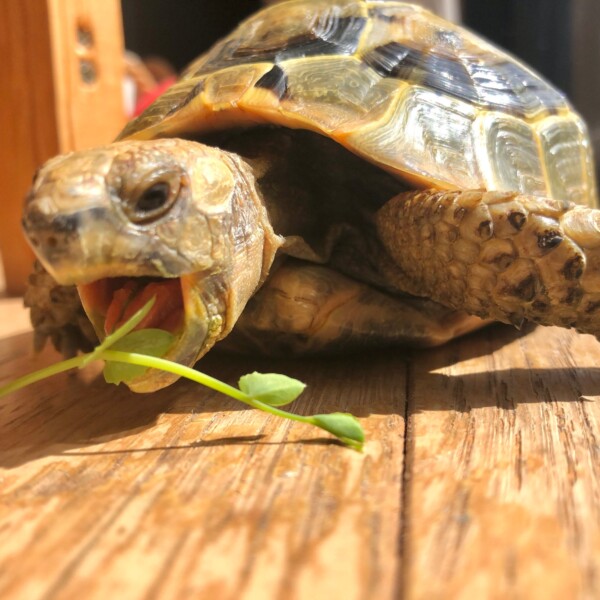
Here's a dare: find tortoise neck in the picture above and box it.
[217,151,283,333]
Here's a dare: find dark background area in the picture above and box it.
[121,0,574,91]
[462,0,571,93]
[121,0,600,170]
[122,1,262,71]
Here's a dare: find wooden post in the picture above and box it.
[0,0,126,296]
[572,0,600,180]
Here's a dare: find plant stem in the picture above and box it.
[0,348,362,449]
[100,350,317,425]
[0,355,85,397]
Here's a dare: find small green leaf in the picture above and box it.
[238,372,306,407]
[312,413,365,451]
[103,328,175,384]
[81,297,156,367]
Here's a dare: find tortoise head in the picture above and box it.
[23,138,280,391]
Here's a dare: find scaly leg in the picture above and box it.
[375,189,600,336]
[222,259,486,356]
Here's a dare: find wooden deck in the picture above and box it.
[1,297,600,600]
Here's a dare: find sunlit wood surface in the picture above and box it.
[1,297,600,600]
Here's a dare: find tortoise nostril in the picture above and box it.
[52,213,80,234]
[46,235,58,249]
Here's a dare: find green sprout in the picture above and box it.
[0,299,365,451]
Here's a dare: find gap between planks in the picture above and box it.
[401,323,600,600]
[2,295,600,599]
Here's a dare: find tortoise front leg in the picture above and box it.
[221,259,486,356]
[24,260,97,356]
[375,190,600,337]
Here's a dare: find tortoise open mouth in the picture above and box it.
[78,276,185,337]
[74,273,218,392]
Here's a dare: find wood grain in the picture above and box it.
[572,0,600,163]
[0,0,126,295]
[404,323,600,600]
[0,0,57,296]
[47,0,126,152]
[0,300,405,600]
[2,296,600,598]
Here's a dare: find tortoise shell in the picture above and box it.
[121,0,597,207]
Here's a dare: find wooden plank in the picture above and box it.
[0,0,58,296]
[0,300,406,600]
[0,0,126,296]
[571,0,600,172]
[47,0,126,152]
[404,323,600,599]
[3,297,600,597]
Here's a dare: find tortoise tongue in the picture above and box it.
[104,278,183,335]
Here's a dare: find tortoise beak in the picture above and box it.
[76,272,227,393]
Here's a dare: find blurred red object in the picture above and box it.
[134,76,177,116]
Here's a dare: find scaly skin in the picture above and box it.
[24,260,97,356]
[221,259,486,355]
[376,190,600,336]
[23,139,281,392]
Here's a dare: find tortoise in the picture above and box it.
[22,0,600,393]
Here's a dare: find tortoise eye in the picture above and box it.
[136,182,171,213]
[127,174,181,224]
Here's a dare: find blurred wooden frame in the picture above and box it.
[0,0,126,295]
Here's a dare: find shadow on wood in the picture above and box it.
[0,332,409,469]
[3,323,599,469]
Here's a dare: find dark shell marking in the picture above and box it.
[362,43,565,115]
[165,81,205,117]
[255,65,289,99]
[238,15,367,58]
[195,6,566,118]
[196,15,367,73]
[119,0,596,209]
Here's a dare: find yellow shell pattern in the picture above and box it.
[119,0,598,208]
